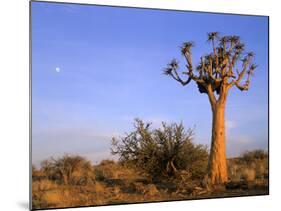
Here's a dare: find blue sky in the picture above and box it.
[31,2,268,166]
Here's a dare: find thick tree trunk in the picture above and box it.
[207,103,228,185]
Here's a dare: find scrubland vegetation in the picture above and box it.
[32,120,268,209]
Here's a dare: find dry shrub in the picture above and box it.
[132,182,145,194]
[241,168,256,182]
[95,160,119,180]
[93,182,105,194]
[242,150,268,164]
[112,186,121,196]
[91,182,106,205]
[228,162,241,182]
[34,183,108,209]
[33,179,58,191]
[112,119,208,180]
[228,149,268,183]
[145,184,159,197]
[126,182,159,198]
[43,187,85,208]
[32,180,58,208]
[175,179,196,196]
[95,160,139,181]
[254,158,268,179]
[43,190,65,207]
[239,150,268,181]
[40,155,95,185]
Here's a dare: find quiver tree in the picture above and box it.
[164,32,257,185]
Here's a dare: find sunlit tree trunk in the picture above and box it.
[206,86,229,185]
[207,103,228,184]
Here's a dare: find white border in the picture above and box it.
[0,0,280,210]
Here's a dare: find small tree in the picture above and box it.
[41,160,55,180]
[242,150,268,164]
[40,155,95,185]
[111,119,208,180]
[164,32,257,184]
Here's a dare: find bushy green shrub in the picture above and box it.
[111,119,208,180]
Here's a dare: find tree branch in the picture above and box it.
[235,81,249,91]
[165,33,256,97]
[206,84,217,111]
[165,69,192,86]
[182,71,205,84]
[229,54,254,88]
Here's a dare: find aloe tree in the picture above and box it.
[164,32,257,185]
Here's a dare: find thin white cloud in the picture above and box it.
[236,136,251,144]
[32,128,118,166]
[226,120,236,129]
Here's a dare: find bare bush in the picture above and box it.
[242,150,268,164]
[32,180,58,208]
[95,159,139,181]
[241,168,256,182]
[40,155,95,185]
[228,149,268,183]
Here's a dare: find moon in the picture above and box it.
[55,67,60,72]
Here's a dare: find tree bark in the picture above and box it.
[207,102,228,185]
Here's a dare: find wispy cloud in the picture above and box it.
[227,135,268,157]
[32,127,121,165]
[226,120,237,129]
